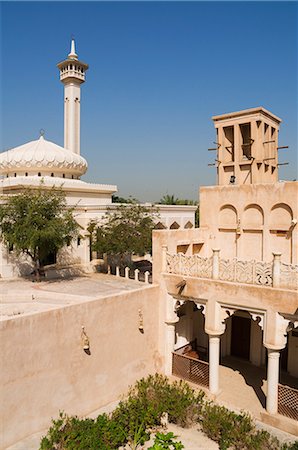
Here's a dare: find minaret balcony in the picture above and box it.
[60,70,85,82]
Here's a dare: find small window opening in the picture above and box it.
[223,126,234,162]
[62,174,65,178]
[240,123,252,159]
[14,173,17,177]
[25,172,28,176]
[77,237,81,246]
[51,173,54,177]
[38,172,41,176]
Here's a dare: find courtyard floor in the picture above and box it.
[218,356,298,419]
[2,276,297,448]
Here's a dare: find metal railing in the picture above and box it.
[278,384,298,421]
[172,350,209,388]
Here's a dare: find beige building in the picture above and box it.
[1,42,297,448]
[0,40,196,279]
[152,106,298,429]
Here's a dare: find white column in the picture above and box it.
[162,245,168,272]
[212,249,220,279]
[272,252,281,288]
[165,320,178,376]
[266,349,280,414]
[209,335,221,395]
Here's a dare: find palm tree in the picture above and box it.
[159,194,179,205]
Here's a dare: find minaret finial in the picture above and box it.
[68,36,78,60]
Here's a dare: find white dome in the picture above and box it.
[0,136,88,177]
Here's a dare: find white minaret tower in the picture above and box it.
[57,39,89,155]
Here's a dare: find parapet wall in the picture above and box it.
[0,284,160,449]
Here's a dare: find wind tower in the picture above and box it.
[57,39,89,155]
[211,107,284,185]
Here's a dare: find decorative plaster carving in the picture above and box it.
[194,302,206,315]
[174,299,185,312]
[164,252,298,289]
[280,262,298,290]
[251,313,264,330]
[276,313,298,348]
[220,307,236,324]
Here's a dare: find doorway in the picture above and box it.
[231,315,251,360]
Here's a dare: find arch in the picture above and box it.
[170,221,180,229]
[269,203,292,262]
[154,221,166,230]
[184,221,193,229]
[219,204,237,228]
[243,204,264,228]
[270,203,293,229]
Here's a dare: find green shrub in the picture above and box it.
[40,374,297,450]
[40,375,204,449]
[39,412,126,449]
[199,402,292,450]
[117,374,205,428]
[148,431,184,450]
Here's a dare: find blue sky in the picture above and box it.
[1,1,297,202]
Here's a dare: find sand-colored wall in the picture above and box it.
[200,181,298,264]
[0,285,160,449]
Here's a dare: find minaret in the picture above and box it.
[57,39,89,155]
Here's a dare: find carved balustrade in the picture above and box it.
[165,252,298,290]
[280,262,298,290]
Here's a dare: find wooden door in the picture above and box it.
[231,316,251,360]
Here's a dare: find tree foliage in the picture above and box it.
[91,203,157,259]
[0,186,79,270]
[112,194,139,204]
[159,194,197,206]
[159,194,199,226]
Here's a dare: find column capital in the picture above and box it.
[265,347,282,357]
[208,333,222,339]
[272,252,282,258]
[165,318,179,326]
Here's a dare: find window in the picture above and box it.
[240,123,252,159]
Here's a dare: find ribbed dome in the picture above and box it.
[0,136,88,177]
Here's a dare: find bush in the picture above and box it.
[199,402,293,450]
[40,374,297,450]
[39,412,126,450]
[40,375,204,449]
[112,374,205,430]
[148,431,184,450]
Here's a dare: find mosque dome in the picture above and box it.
[0,135,88,178]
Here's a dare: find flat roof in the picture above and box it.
[212,107,282,124]
[0,274,150,320]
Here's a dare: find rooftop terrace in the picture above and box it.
[0,274,148,320]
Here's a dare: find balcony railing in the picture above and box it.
[165,251,298,290]
[172,346,209,388]
[278,384,298,421]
